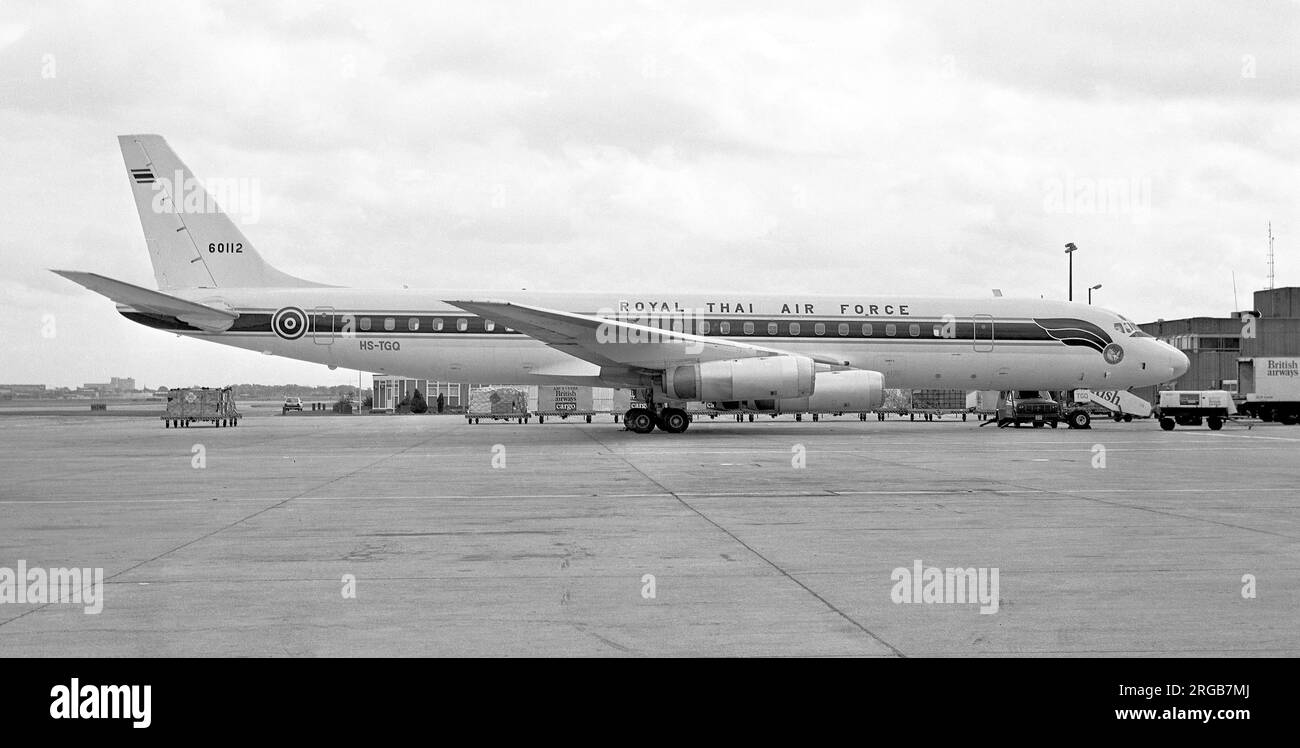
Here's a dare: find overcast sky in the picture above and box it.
[2,0,1298,388]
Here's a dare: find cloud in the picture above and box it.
[1,0,1297,386]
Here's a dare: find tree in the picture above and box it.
[409,388,428,414]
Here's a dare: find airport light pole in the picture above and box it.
[1064,242,1077,301]
[1088,283,1102,305]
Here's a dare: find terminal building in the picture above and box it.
[1139,286,1300,391]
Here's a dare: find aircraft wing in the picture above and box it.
[444,299,846,371]
[52,270,239,332]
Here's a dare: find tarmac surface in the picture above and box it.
[1,412,1297,656]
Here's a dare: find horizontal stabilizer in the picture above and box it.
[51,270,238,332]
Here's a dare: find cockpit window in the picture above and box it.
[1112,316,1151,337]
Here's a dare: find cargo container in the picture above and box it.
[1235,357,1300,424]
[907,388,969,421]
[162,386,240,428]
[466,386,530,424]
[536,385,595,423]
[594,388,633,422]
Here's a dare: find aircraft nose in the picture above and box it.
[1168,347,1189,379]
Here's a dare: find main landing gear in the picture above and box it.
[624,392,691,434]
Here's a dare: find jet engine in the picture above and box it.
[778,369,884,413]
[662,355,815,401]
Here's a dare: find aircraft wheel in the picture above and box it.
[658,408,690,434]
[626,408,656,434]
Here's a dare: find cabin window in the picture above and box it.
[433,318,444,331]
[408,318,420,331]
[719,321,731,335]
[838,323,849,336]
[384,317,395,331]
[886,323,897,337]
[909,323,920,337]
[789,322,801,335]
[359,317,372,331]
[814,323,826,336]
[862,323,873,336]
[698,320,710,335]
[767,322,778,335]
[484,320,495,332]
[456,318,468,332]
[743,322,755,335]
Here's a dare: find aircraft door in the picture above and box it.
[973,314,994,352]
[312,306,335,345]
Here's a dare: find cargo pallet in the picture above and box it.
[466,413,531,424]
[162,386,241,428]
[465,387,531,425]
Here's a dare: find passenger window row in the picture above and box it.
[353,316,489,332]
[697,320,929,337]
[344,315,939,339]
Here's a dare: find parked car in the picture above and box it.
[283,397,303,413]
[995,390,1065,428]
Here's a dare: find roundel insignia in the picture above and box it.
[1103,343,1125,365]
[272,307,308,340]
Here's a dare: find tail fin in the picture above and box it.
[118,134,326,290]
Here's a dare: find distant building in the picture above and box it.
[0,384,47,400]
[81,377,137,395]
[371,376,466,411]
[1140,287,1300,391]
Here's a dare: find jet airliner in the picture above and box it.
[55,135,1189,433]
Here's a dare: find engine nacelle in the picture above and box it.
[778,369,884,413]
[663,355,815,401]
